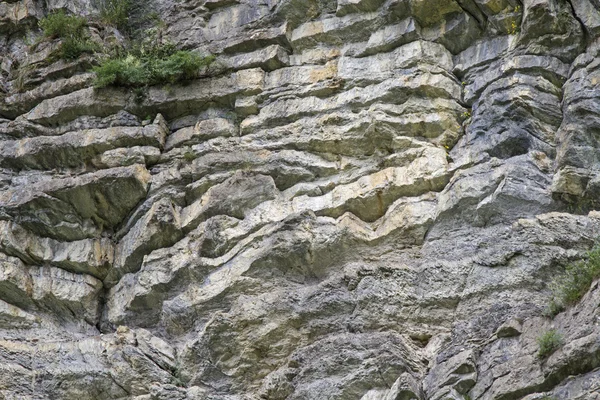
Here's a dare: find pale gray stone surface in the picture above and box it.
[0,0,599,399]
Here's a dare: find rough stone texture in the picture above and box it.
[0,0,600,399]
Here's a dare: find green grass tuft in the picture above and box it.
[39,11,97,61]
[93,55,148,88]
[60,37,99,60]
[40,9,214,88]
[537,329,563,359]
[100,0,131,31]
[150,50,215,84]
[546,245,600,317]
[93,43,214,89]
[39,11,87,39]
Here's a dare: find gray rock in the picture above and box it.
[2,1,600,399]
[337,0,387,16]
[105,197,183,287]
[496,318,523,338]
[424,349,478,399]
[222,44,290,72]
[348,18,421,57]
[0,115,167,170]
[181,171,279,230]
[0,298,38,329]
[165,117,237,150]
[0,164,151,240]
[0,220,113,279]
[385,373,422,400]
[24,87,127,126]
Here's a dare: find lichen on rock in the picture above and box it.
[1,0,600,399]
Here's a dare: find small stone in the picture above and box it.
[496,318,523,338]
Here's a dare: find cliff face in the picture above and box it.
[1,0,600,399]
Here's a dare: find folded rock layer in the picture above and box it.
[1,0,600,399]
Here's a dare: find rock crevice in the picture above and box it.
[0,0,600,399]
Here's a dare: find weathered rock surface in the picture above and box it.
[1,0,600,399]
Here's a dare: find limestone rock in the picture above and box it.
[24,87,127,126]
[182,171,279,230]
[0,220,113,279]
[496,318,523,338]
[165,117,237,150]
[0,164,151,240]
[105,197,183,287]
[0,298,38,329]
[0,116,167,170]
[1,1,600,399]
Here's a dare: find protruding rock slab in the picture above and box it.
[0,327,176,399]
[104,197,183,287]
[24,87,127,126]
[0,298,38,329]
[0,253,102,323]
[0,117,167,170]
[0,221,113,279]
[0,165,151,240]
[182,172,279,231]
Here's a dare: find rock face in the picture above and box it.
[0,0,600,399]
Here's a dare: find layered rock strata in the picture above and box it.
[1,0,600,399]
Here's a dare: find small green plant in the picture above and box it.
[23,35,36,47]
[169,360,185,386]
[93,55,148,88]
[93,43,214,89]
[543,299,563,318]
[183,150,196,162]
[506,5,521,35]
[60,36,99,60]
[508,19,520,35]
[12,64,35,93]
[13,70,27,93]
[153,50,212,83]
[39,11,87,39]
[100,0,131,31]
[147,11,162,23]
[537,329,563,358]
[545,245,600,317]
[39,11,97,60]
[462,110,472,119]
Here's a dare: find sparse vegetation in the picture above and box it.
[170,362,185,386]
[507,6,521,35]
[93,9,215,90]
[100,0,131,31]
[183,150,196,162]
[12,64,35,93]
[93,43,214,89]
[39,11,97,60]
[37,8,214,90]
[545,245,600,317]
[508,20,520,35]
[537,329,563,359]
[39,11,87,39]
[60,36,99,60]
